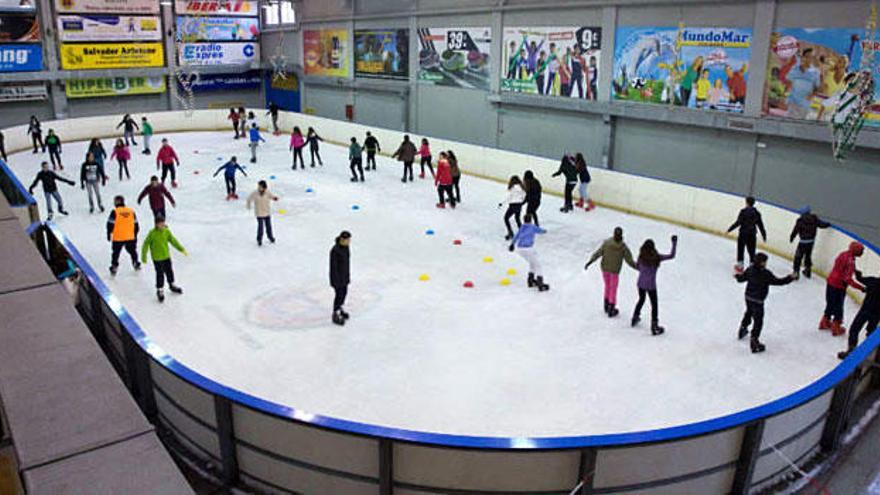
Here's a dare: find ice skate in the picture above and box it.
[133,261,141,271]
[738,325,749,340]
[527,273,536,288]
[838,346,854,360]
[587,200,596,211]
[232,193,239,200]
[750,339,766,354]
[819,316,832,331]
[250,158,257,163]
[340,309,350,320]
[505,234,513,241]
[109,265,118,276]
[604,300,611,315]
[802,268,811,279]
[435,202,446,209]
[332,311,345,326]
[536,276,549,291]
[608,305,619,317]
[419,173,425,179]
[226,194,233,201]
[831,320,846,337]
[59,209,69,215]
[89,207,94,214]
[47,212,54,221]
[734,263,744,275]
[171,181,178,188]
[169,285,183,295]
[99,205,105,213]
[351,177,359,182]
[631,315,641,327]
[651,322,665,336]
[157,289,165,302]
[575,199,584,209]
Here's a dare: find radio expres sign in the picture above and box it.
[178,42,258,66]
[174,0,258,16]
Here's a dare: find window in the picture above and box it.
[280,1,295,24]
[263,1,295,27]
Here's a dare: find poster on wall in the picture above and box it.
[303,28,348,77]
[0,0,36,13]
[174,0,259,17]
[0,83,47,102]
[353,29,408,79]
[59,42,164,69]
[0,43,41,71]
[54,0,160,15]
[417,27,491,90]
[185,71,260,92]
[764,28,880,126]
[502,27,602,99]
[612,26,752,113]
[265,71,300,112]
[176,16,259,42]
[0,14,39,42]
[57,15,161,42]
[66,76,166,98]
[177,42,258,66]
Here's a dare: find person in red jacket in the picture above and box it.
[821,242,865,336]
[434,151,455,209]
[138,175,177,220]
[228,107,241,139]
[156,138,180,188]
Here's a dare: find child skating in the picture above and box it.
[735,253,795,353]
[523,170,542,227]
[213,156,247,200]
[141,215,187,303]
[575,153,594,210]
[585,227,637,317]
[552,153,578,212]
[790,206,830,279]
[290,126,305,169]
[266,102,280,134]
[110,138,131,180]
[392,135,417,182]
[434,152,455,208]
[117,113,139,146]
[418,138,434,179]
[45,129,63,170]
[500,175,526,240]
[821,242,865,336]
[330,231,352,326]
[106,195,141,275]
[87,138,107,169]
[28,161,74,220]
[364,131,380,170]
[632,236,677,335]
[228,107,242,139]
[509,214,549,291]
[838,269,879,359]
[80,152,108,214]
[28,115,44,153]
[246,180,278,246]
[727,196,766,273]
[156,138,180,187]
[449,150,462,203]
[248,123,266,163]
[349,137,365,182]
[307,127,324,167]
[141,116,153,155]
[137,175,176,219]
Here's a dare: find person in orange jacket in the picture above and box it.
[106,195,141,275]
[821,242,865,336]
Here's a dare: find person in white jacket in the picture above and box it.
[246,180,279,246]
[499,175,527,240]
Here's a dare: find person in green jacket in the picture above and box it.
[141,215,187,302]
[141,116,154,156]
[349,137,364,182]
[585,227,637,317]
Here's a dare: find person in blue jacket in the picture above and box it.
[248,123,266,163]
[213,156,248,200]
[509,213,549,291]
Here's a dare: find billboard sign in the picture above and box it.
[0,43,41,72]
[417,27,492,90]
[354,28,409,79]
[59,42,165,69]
[177,42,258,66]
[54,0,160,15]
[175,15,259,42]
[0,14,39,42]
[0,83,47,102]
[57,15,161,42]
[174,0,258,17]
[66,76,166,98]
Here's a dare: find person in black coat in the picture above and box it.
[29,161,74,219]
[735,252,795,353]
[330,231,352,326]
[523,170,542,228]
[727,196,767,272]
[839,271,880,359]
[790,207,830,279]
[552,154,578,212]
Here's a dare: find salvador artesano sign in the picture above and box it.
[177,42,258,66]
[60,42,165,69]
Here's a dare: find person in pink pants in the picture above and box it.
[585,227,637,317]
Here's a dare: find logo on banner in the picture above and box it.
[0,46,29,64]
[179,0,255,14]
[243,44,253,57]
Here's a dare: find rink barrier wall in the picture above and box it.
[3,111,880,494]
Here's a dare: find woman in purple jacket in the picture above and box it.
[632,235,678,335]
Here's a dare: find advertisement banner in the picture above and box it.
[0,14,39,42]
[176,16,259,42]
[0,43,41,72]
[502,27,602,99]
[417,27,491,90]
[0,83,47,102]
[612,26,752,113]
[353,28,408,79]
[58,15,161,42]
[60,42,164,69]
[266,72,301,112]
[764,28,879,126]
[54,0,160,15]
[303,28,348,77]
[0,0,35,12]
[174,0,258,17]
[66,76,166,98]
[184,71,260,92]
[177,42,258,66]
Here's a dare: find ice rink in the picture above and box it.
[7,130,858,438]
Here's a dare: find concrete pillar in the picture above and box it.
[39,0,67,118]
[744,0,777,118]
[598,6,617,104]
[162,2,181,111]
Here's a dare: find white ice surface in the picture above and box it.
[7,131,858,438]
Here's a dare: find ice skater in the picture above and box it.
[364,131,380,170]
[141,117,153,155]
[141,214,187,303]
[117,113,139,146]
[106,195,141,275]
[632,236,678,335]
[237,107,247,129]
[28,161,74,220]
[509,214,549,291]
[735,253,795,353]
[727,196,766,273]
[790,206,830,279]
[552,153,578,212]
[821,242,865,336]
[838,270,879,359]
[449,150,462,203]
[266,102,280,134]
[500,175,526,240]
[228,107,242,139]
[393,135,417,182]
[306,127,323,167]
[80,152,108,214]
[575,153,594,210]
[87,138,107,169]
[138,175,176,219]
[246,180,278,246]
[28,115,45,153]
[290,126,306,169]
[330,230,352,326]
[248,123,266,163]
[156,138,180,187]
[213,156,247,200]
[245,110,257,130]
[435,151,455,208]
[523,170,542,228]
[45,129,63,170]
[585,227,637,317]
[418,138,434,179]
[349,137,365,182]
[110,138,131,180]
